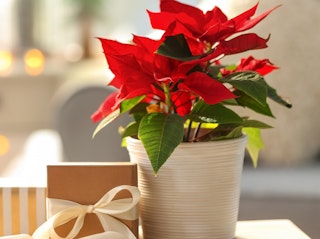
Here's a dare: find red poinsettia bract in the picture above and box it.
[221,56,279,76]
[92,33,235,122]
[148,0,280,56]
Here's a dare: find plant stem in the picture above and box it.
[186,120,193,142]
[193,122,202,141]
[162,83,173,113]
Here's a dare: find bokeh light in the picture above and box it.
[24,48,45,76]
[0,134,10,157]
[0,51,13,76]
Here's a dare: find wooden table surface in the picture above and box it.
[139,219,311,239]
[235,219,311,239]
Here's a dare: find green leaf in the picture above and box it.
[267,84,292,108]
[222,98,239,106]
[121,121,140,138]
[212,126,244,141]
[207,65,225,78]
[129,102,149,122]
[242,119,273,129]
[190,101,243,124]
[225,126,243,139]
[120,95,145,113]
[157,34,204,61]
[243,127,265,168]
[129,102,149,114]
[92,109,120,138]
[138,113,184,174]
[235,91,274,117]
[93,96,145,138]
[223,71,268,106]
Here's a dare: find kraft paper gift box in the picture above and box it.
[47,162,138,238]
[0,178,46,236]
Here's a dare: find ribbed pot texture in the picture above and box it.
[126,135,247,239]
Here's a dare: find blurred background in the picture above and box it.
[0,0,319,237]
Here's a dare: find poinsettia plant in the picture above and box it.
[92,0,291,173]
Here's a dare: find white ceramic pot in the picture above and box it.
[126,135,247,239]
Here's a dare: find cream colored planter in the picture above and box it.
[127,135,247,239]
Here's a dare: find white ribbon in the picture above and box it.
[1,185,140,239]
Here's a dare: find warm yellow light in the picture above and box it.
[0,134,10,157]
[0,51,13,76]
[24,48,45,76]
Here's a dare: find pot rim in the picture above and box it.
[126,134,247,145]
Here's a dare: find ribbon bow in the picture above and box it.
[32,185,140,239]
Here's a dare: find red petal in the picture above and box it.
[149,0,205,36]
[201,7,230,42]
[171,91,193,116]
[202,3,279,44]
[231,2,259,28]
[133,35,161,52]
[256,65,279,76]
[178,33,269,74]
[91,92,118,122]
[235,4,281,32]
[181,72,235,104]
[215,33,270,56]
[148,10,176,30]
[201,22,234,43]
[159,21,204,57]
[238,56,279,75]
[98,38,137,55]
[160,0,204,20]
[204,6,228,24]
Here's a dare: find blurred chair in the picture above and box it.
[53,82,131,162]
